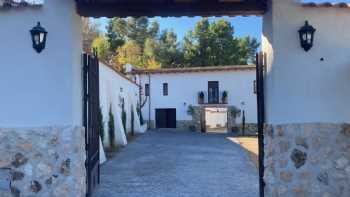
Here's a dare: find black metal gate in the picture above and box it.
[83,52,100,197]
[256,52,266,197]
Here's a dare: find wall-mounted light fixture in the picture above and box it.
[298,21,316,52]
[30,22,47,53]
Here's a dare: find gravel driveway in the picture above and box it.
[96,129,258,197]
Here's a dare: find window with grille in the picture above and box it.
[163,83,168,96]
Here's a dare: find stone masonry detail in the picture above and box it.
[0,126,86,197]
[264,123,350,197]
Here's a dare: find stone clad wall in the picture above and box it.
[234,123,258,136]
[0,127,86,197]
[264,123,350,197]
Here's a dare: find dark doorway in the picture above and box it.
[156,108,177,128]
[208,81,219,104]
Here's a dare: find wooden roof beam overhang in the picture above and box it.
[75,0,267,18]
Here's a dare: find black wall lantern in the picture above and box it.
[298,21,316,52]
[30,22,47,53]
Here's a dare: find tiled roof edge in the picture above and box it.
[129,65,256,75]
[302,2,350,8]
[0,0,44,8]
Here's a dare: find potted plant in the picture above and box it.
[198,91,205,104]
[222,91,228,104]
[189,125,196,132]
[230,106,241,118]
[187,105,195,115]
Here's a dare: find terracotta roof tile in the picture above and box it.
[128,65,256,75]
[302,2,350,8]
[0,0,43,8]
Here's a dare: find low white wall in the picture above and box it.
[99,62,141,146]
[0,0,83,127]
[263,0,350,124]
[139,70,257,124]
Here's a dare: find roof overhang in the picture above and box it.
[75,0,267,18]
[128,65,256,75]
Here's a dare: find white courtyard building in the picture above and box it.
[128,65,258,134]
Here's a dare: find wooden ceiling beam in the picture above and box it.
[76,0,266,18]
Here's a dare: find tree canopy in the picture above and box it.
[89,17,260,71]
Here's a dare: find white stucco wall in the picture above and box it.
[138,70,257,124]
[0,0,83,127]
[99,62,141,146]
[263,0,350,124]
[205,108,228,128]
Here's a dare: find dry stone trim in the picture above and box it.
[0,126,86,196]
[264,123,350,197]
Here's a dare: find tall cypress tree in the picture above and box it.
[108,105,115,148]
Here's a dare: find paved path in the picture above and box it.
[96,129,258,197]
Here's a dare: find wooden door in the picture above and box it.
[208,81,219,104]
[156,109,168,128]
[166,109,177,128]
[156,108,176,128]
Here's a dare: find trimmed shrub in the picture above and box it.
[121,102,127,136]
[137,102,144,125]
[187,105,195,115]
[222,91,228,103]
[108,105,115,148]
[98,107,105,144]
[189,125,196,132]
[131,105,135,136]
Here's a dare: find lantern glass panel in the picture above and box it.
[34,34,40,45]
[40,33,44,42]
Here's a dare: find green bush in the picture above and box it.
[187,105,195,115]
[108,105,115,148]
[189,125,196,132]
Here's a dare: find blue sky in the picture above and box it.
[97,0,349,42]
[99,16,262,40]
